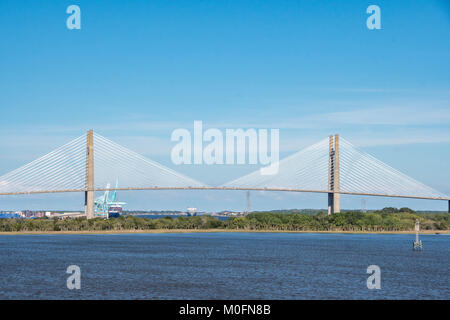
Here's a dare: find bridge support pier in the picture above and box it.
[328,135,340,214]
[85,130,95,219]
[328,193,333,215]
[448,200,450,214]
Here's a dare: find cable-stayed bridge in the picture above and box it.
[0,130,448,218]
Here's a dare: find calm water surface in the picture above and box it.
[0,232,448,299]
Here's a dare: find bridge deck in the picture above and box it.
[0,187,449,201]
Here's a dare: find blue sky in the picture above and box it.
[0,0,449,211]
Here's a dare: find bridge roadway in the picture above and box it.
[1,186,449,201]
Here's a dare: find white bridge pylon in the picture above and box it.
[0,131,448,215]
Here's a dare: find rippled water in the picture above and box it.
[0,232,448,299]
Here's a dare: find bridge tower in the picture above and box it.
[85,129,95,219]
[328,134,340,215]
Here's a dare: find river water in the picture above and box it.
[0,232,448,299]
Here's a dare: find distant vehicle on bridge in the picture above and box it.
[94,180,126,218]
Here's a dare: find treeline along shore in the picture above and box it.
[0,208,449,233]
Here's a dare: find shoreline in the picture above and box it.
[0,229,448,235]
